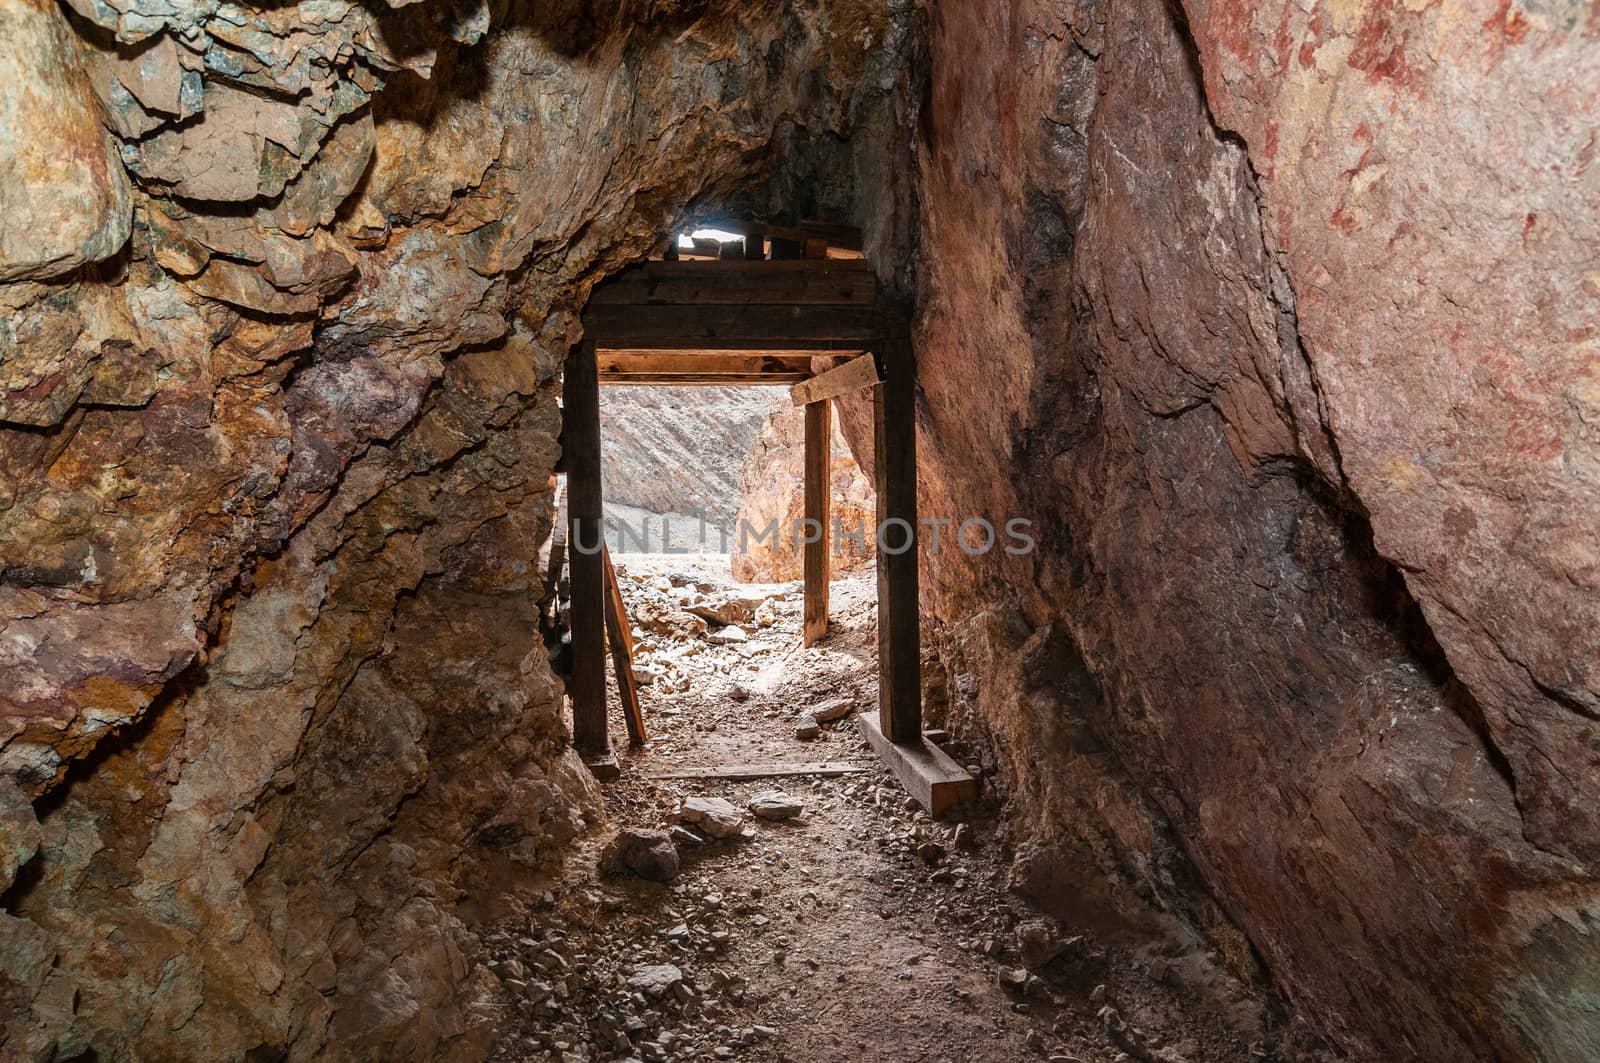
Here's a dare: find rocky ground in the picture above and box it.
[482,556,1336,1063]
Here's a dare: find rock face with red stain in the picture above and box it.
[909,0,1600,1060]
[731,399,876,584]
[0,1,912,1059]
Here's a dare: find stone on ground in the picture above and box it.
[625,964,684,997]
[677,796,743,838]
[748,790,803,820]
[794,715,821,740]
[599,828,681,883]
[811,697,854,723]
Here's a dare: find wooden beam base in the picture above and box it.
[857,711,978,818]
[583,752,622,781]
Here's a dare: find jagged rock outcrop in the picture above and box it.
[731,398,875,583]
[903,0,1600,1061]
[0,1,911,1059]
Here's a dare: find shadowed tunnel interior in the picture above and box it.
[2,0,1598,1061]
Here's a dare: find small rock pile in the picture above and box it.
[613,567,793,696]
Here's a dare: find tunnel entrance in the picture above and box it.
[557,224,976,815]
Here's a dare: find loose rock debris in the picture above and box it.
[485,555,1339,1063]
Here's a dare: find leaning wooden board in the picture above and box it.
[601,544,647,747]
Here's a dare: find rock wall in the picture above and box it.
[600,386,777,530]
[0,1,911,1059]
[730,397,876,583]
[907,0,1600,1060]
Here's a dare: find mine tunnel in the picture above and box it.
[1,0,1597,1061]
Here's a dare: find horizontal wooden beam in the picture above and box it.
[589,259,874,307]
[598,351,835,365]
[601,375,811,386]
[645,761,871,781]
[761,221,864,253]
[790,353,882,406]
[585,303,896,350]
[599,352,815,385]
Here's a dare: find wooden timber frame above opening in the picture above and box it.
[562,255,978,816]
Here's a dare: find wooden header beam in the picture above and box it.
[599,351,820,386]
[588,260,874,306]
[584,259,897,355]
[584,304,892,351]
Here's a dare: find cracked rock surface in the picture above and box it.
[0,1,911,1059]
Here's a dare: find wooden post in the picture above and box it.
[564,336,611,764]
[803,399,831,646]
[874,338,922,745]
[602,544,647,747]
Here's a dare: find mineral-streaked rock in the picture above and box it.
[0,0,131,281]
[910,0,1600,1057]
[0,1,908,1059]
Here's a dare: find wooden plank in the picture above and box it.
[874,338,922,745]
[588,260,874,307]
[790,354,882,406]
[646,761,871,781]
[598,352,864,365]
[763,221,865,253]
[602,544,646,747]
[564,336,610,762]
[858,711,977,818]
[601,375,812,386]
[584,303,892,350]
[598,353,816,377]
[803,400,831,646]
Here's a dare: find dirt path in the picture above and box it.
[485,555,1319,1063]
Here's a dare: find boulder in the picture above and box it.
[599,828,681,883]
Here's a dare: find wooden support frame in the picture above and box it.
[874,337,922,746]
[564,336,611,768]
[803,400,831,646]
[562,256,969,804]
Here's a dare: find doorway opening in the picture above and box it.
[556,222,976,816]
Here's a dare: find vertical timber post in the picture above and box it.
[564,335,611,765]
[874,337,922,745]
[803,399,832,646]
